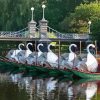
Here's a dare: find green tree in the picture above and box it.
[91,18,100,41]
[46,0,86,30]
[0,0,95,31]
[59,2,100,34]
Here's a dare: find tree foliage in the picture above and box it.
[0,0,90,31]
[0,0,99,32]
[91,18,100,41]
[59,2,100,34]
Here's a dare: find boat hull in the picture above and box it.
[0,58,73,78]
[69,68,100,79]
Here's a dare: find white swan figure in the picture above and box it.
[66,44,78,68]
[37,43,43,57]
[7,43,24,61]
[17,43,33,64]
[85,82,97,100]
[25,43,33,58]
[46,44,58,67]
[12,43,24,55]
[37,43,47,65]
[77,44,98,72]
[26,43,45,65]
[85,44,98,72]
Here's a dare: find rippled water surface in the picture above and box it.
[0,73,100,100]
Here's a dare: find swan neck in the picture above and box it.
[37,44,43,52]
[69,46,72,52]
[69,45,73,53]
[87,46,91,54]
[26,43,32,50]
[48,44,52,52]
[18,43,24,50]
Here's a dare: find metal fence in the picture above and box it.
[0,26,89,40]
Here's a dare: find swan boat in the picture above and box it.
[2,54,100,79]
[0,56,72,78]
[67,44,100,79]
[1,43,100,79]
[68,67,100,79]
[1,55,100,79]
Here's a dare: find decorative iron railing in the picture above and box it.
[47,26,89,39]
[0,26,89,40]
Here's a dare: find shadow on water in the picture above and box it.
[0,72,100,100]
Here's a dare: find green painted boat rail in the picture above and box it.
[68,68,100,79]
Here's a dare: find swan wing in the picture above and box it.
[86,53,98,72]
[11,50,21,58]
[6,50,14,59]
[25,50,32,58]
[47,52,58,63]
[38,51,42,57]
[68,53,77,62]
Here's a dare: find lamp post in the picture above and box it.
[88,21,91,34]
[29,7,36,38]
[42,4,46,20]
[31,7,34,21]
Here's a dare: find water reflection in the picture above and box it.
[0,73,100,100]
[67,79,98,100]
[0,73,29,100]
[86,82,97,100]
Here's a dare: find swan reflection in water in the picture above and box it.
[10,75,58,100]
[9,74,98,100]
[85,82,97,100]
[67,80,97,100]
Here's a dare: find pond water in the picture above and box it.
[0,73,100,100]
